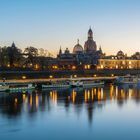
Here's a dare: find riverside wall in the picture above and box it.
[0,69,140,79]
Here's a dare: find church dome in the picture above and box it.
[117,50,125,59]
[84,27,97,53]
[73,39,83,54]
[117,50,124,56]
[65,48,70,54]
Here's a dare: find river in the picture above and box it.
[0,84,140,140]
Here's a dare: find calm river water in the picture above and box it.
[0,84,140,140]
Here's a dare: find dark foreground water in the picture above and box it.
[0,84,140,140]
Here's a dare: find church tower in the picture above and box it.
[88,27,93,40]
[11,42,16,48]
[59,46,62,55]
[84,27,97,54]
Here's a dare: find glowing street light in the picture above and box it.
[22,75,27,79]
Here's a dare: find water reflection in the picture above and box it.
[0,84,140,124]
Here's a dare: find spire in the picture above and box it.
[88,27,93,40]
[59,46,62,55]
[77,39,79,44]
[99,45,102,53]
[11,41,16,48]
[90,26,91,30]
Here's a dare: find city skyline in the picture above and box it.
[0,0,140,56]
[1,1,140,140]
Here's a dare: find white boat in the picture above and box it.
[70,77,104,88]
[9,84,35,92]
[115,75,140,85]
[42,78,104,89]
[0,84,9,92]
[82,80,104,87]
[42,81,70,89]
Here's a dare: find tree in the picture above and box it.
[0,46,9,67]
[24,46,38,67]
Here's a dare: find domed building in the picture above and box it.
[84,27,97,54]
[73,39,83,54]
[117,50,125,59]
[55,27,104,69]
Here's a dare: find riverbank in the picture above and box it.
[0,69,140,79]
[0,77,116,85]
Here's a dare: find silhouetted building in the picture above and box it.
[49,28,104,70]
[84,27,97,53]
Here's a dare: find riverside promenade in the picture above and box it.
[0,77,117,85]
[0,69,140,80]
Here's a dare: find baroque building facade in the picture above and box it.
[48,28,104,70]
[98,51,140,69]
[48,28,140,70]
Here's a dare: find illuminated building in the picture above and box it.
[84,27,97,53]
[48,28,104,70]
[98,51,140,69]
[73,39,83,54]
[3,28,140,71]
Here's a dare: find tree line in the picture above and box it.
[0,43,52,70]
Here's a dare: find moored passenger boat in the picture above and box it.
[82,80,104,87]
[115,75,140,85]
[70,78,104,88]
[42,81,70,89]
[0,82,35,92]
[9,84,35,92]
[0,84,9,92]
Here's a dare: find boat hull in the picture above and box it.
[0,86,10,92]
[9,87,35,92]
[83,82,104,87]
[115,76,140,85]
[71,82,104,88]
[42,85,70,89]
